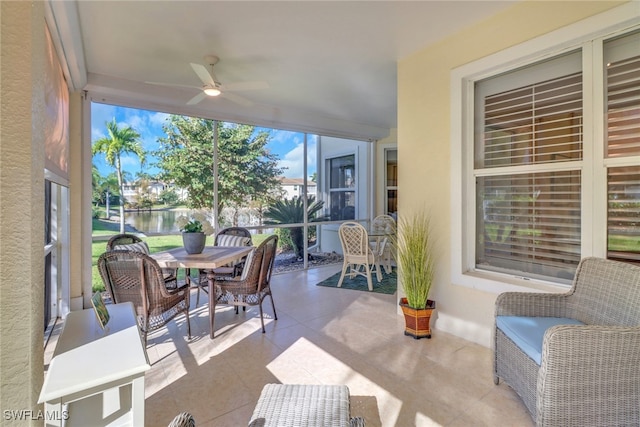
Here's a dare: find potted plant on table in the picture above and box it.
[393,211,436,339]
[176,212,214,254]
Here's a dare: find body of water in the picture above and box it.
[123,209,187,235]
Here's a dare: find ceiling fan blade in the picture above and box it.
[190,63,215,86]
[221,81,269,92]
[186,91,207,105]
[221,91,253,107]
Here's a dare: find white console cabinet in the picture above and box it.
[39,302,150,426]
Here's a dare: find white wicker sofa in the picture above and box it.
[494,257,640,426]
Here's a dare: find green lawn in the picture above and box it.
[92,223,273,292]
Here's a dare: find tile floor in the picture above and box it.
[143,265,533,427]
[46,264,534,427]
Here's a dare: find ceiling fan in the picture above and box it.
[147,55,268,107]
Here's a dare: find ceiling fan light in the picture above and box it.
[204,87,221,97]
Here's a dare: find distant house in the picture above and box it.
[121,181,188,203]
[122,181,165,202]
[278,177,317,200]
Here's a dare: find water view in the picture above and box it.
[123,209,187,235]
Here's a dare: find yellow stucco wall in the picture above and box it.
[0,1,46,423]
[397,1,626,346]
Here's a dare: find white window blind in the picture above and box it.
[606,31,640,263]
[607,54,640,157]
[605,31,640,158]
[474,54,583,281]
[481,73,583,167]
[476,171,581,280]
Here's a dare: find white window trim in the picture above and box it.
[324,150,359,228]
[450,3,640,294]
[383,147,398,216]
[44,177,71,322]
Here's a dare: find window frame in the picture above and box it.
[44,171,71,326]
[384,148,398,216]
[326,152,358,221]
[450,4,640,294]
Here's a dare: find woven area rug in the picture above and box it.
[316,269,397,294]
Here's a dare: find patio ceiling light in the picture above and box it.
[204,86,221,97]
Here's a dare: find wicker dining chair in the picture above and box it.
[98,249,191,345]
[106,233,146,251]
[213,227,253,275]
[371,214,396,274]
[107,233,179,288]
[189,227,253,307]
[210,234,278,337]
[337,222,386,291]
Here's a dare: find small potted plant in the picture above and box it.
[393,211,436,339]
[176,212,214,254]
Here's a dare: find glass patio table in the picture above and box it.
[151,246,253,339]
[368,227,395,274]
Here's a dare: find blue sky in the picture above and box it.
[91,102,317,181]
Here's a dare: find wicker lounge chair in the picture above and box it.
[98,250,191,346]
[494,257,640,426]
[168,412,195,427]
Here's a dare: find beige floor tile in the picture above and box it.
[45,265,532,427]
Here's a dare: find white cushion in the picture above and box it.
[116,241,150,254]
[239,249,256,280]
[217,234,250,247]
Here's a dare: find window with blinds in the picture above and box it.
[481,73,583,168]
[474,53,583,281]
[606,31,640,263]
[328,154,356,220]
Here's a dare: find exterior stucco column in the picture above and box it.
[0,2,46,425]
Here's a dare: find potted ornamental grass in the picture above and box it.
[176,212,214,254]
[393,211,436,339]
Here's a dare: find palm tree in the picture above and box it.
[92,119,145,233]
[264,196,328,260]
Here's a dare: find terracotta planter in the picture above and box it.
[182,232,206,254]
[399,297,435,339]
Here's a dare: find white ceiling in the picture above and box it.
[51,1,517,140]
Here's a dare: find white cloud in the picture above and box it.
[120,154,143,177]
[269,129,303,147]
[91,103,118,141]
[278,142,317,179]
[149,112,170,127]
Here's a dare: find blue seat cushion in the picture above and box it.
[496,316,585,365]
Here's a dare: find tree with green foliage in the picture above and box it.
[92,119,145,232]
[92,168,121,219]
[264,196,328,259]
[92,164,101,202]
[155,117,283,225]
[159,188,179,206]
